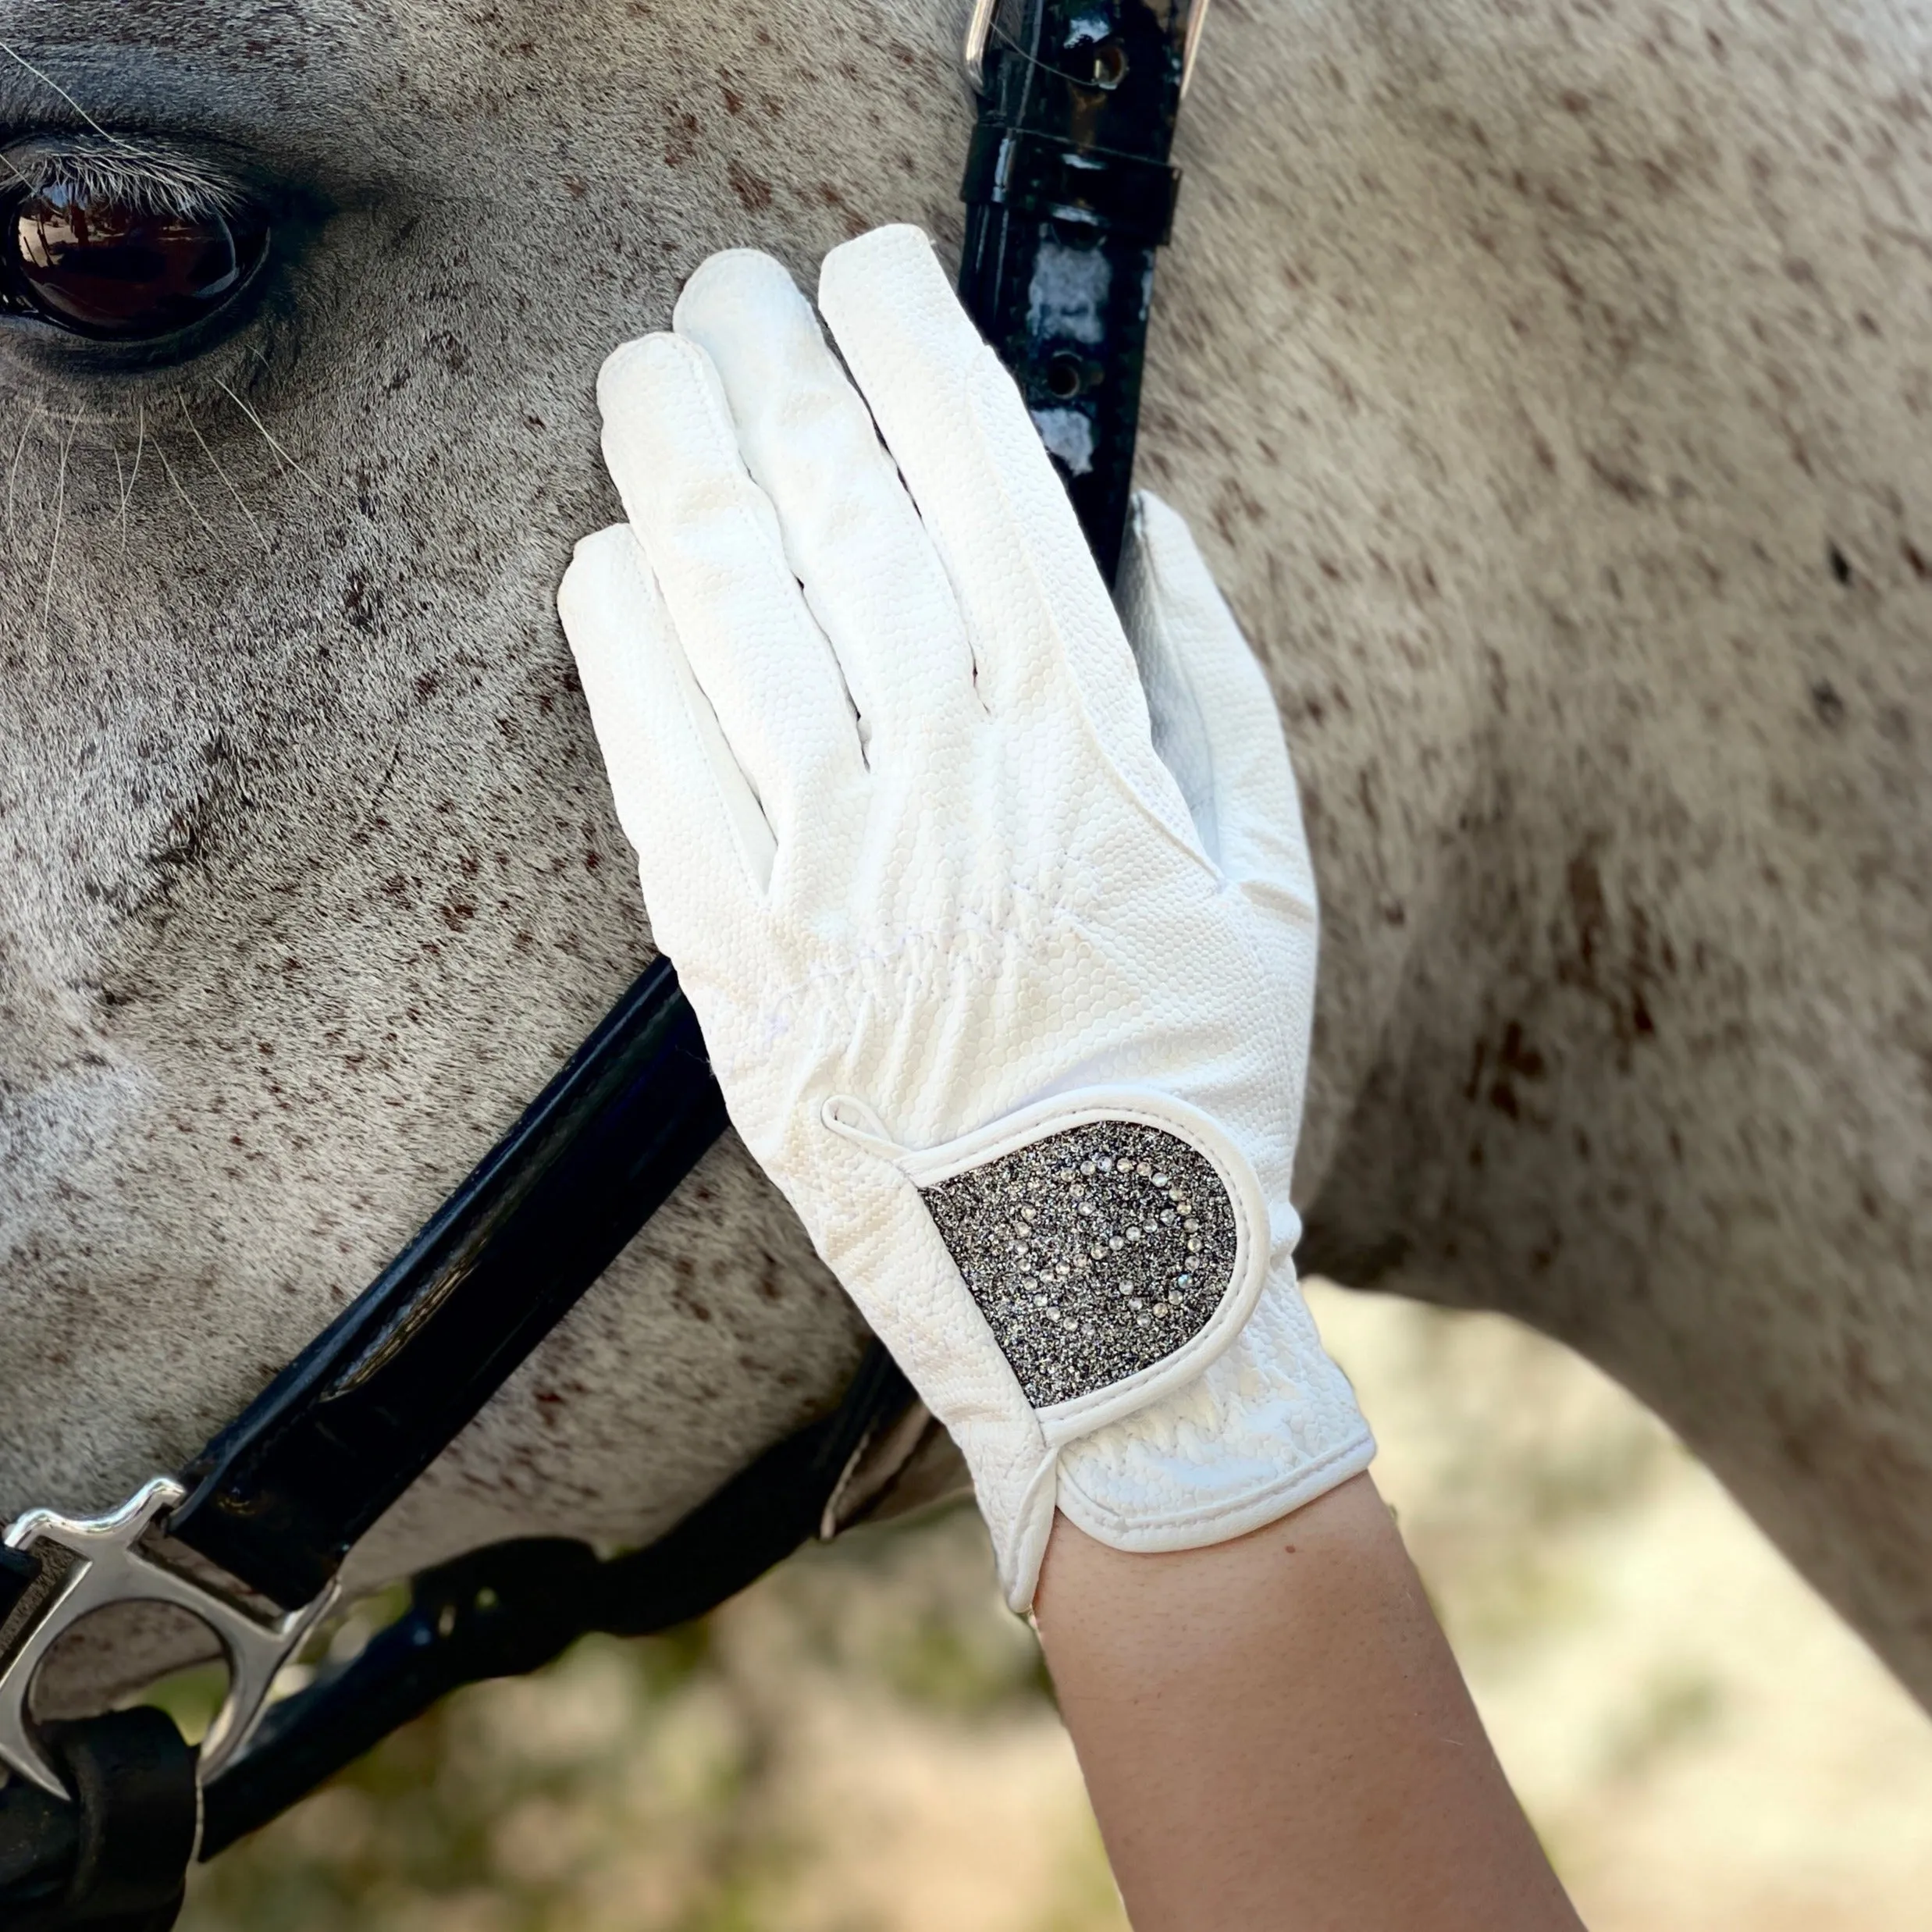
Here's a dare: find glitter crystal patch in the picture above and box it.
[920,1120,1240,1408]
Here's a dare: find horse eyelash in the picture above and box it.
[0,135,248,218]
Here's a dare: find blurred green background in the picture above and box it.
[176,1284,1932,1931]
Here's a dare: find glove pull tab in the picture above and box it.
[819,1095,908,1164]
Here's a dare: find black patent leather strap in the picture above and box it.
[167,959,728,1610]
[960,122,1179,247]
[957,0,1199,583]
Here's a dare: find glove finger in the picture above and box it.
[596,331,866,852]
[557,525,775,947]
[1117,493,1318,927]
[816,226,1196,849]
[672,249,980,763]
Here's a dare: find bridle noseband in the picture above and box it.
[0,1,1205,1919]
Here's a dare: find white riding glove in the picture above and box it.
[557,225,1373,1609]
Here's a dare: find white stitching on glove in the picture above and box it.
[557,224,1373,1609]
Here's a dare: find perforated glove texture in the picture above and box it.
[557,226,1372,1608]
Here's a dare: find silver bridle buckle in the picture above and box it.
[0,1477,337,1800]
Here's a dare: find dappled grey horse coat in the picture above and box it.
[2,0,1928,1711]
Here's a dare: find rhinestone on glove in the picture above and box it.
[920,1121,1238,1408]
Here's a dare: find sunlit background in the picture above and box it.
[177,1282,1932,1930]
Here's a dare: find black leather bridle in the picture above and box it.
[0,2,1204,1920]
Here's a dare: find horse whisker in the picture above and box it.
[179,399,270,557]
[119,404,144,560]
[0,41,130,151]
[215,378,331,503]
[154,439,229,558]
[37,415,73,653]
[6,404,41,539]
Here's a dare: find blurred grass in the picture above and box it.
[177,1285,1932,1931]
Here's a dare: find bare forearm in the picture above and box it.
[1033,1475,1585,1931]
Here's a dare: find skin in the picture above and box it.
[0,0,1928,1731]
[1035,1485,1585,1931]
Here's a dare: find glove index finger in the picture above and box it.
[671,248,980,762]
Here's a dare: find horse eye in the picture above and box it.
[3,176,269,342]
